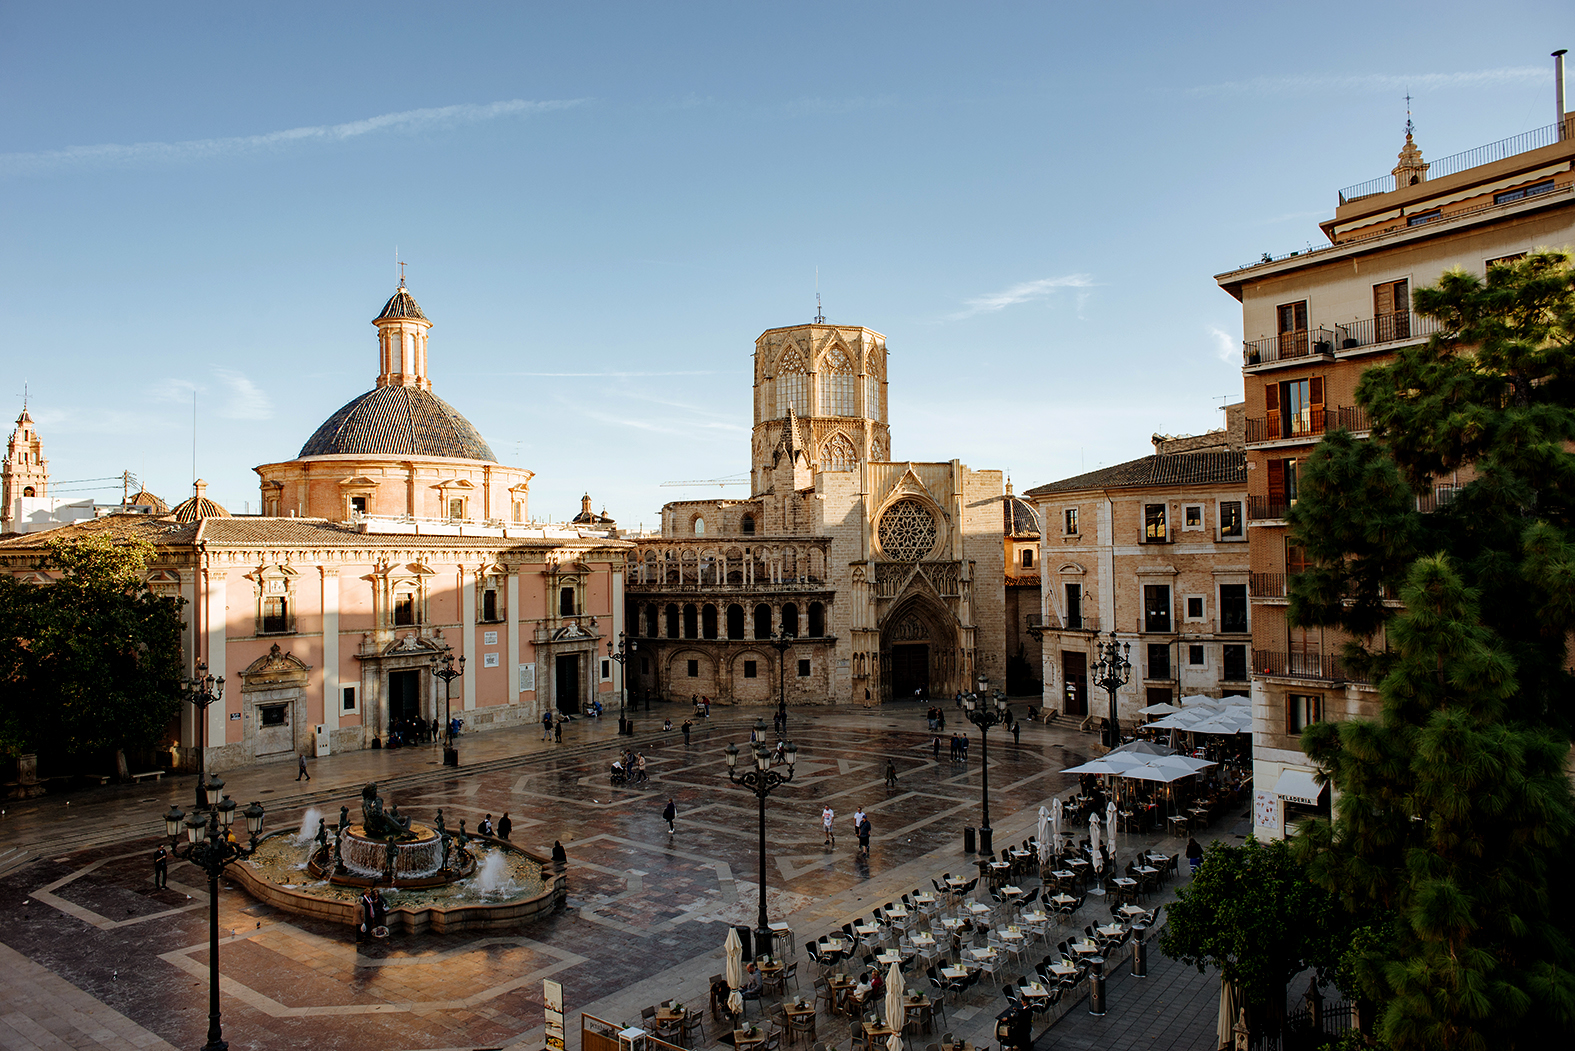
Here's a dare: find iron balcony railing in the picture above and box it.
[1031,611,1099,633]
[1415,485,1461,513]
[1248,496,1291,522]
[1339,120,1571,203]
[627,579,829,593]
[1244,311,1438,367]
[1254,650,1346,682]
[1246,409,1328,445]
[1251,572,1288,599]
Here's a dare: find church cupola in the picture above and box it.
[1392,119,1429,190]
[373,281,433,391]
[2,407,50,533]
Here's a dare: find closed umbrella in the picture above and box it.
[1051,797,1063,855]
[1089,813,1102,873]
[887,1034,903,1051]
[1106,800,1118,859]
[724,927,744,1016]
[1217,977,1242,1049]
[1037,806,1051,864]
[884,961,906,1036]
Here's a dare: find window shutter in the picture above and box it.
[1265,382,1282,440]
[1267,459,1285,505]
[1309,376,1324,432]
[1373,281,1393,317]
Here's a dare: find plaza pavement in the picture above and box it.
[0,700,1238,1051]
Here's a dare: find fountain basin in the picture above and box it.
[234,831,567,934]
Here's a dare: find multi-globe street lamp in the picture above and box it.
[607,632,637,735]
[183,661,225,810]
[726,718,796,956]
[963,672,1008,855]
[1091,632,1132,748]
[158,781,266,1051]
[430,644,465,766]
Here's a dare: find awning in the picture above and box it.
[1273,768,1326,806]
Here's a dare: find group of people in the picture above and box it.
[358,887,388,940]
[541,708,564,742]
[924,706,948,731]
[613,749,649,782]
[819,804,872,857]
[943,731,970,761]
[691,694,712,717]
[380,716,443,749]
[475,812,513,840]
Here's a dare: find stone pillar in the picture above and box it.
[506,567,521,704]
[321,567,339,738]
[205,569,228,748]
[461,566,477,711]
[611,562,625,703]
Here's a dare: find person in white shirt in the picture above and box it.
[822,805,835,846]
[852,806,866,836]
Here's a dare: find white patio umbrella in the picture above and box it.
[884,961,906,1036]
[1037,806,1051,864]
[1051,797,1063,854]
[724,926,745,1016]
[1061,753,1149,776]
[1138,702,1180,715]
[1106,800,1118,858]
[1089,813,1102,872]
[887,1034,903,1051]
[1110,740,1173,756]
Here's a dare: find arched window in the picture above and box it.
[776,348,808,417]
[819,347,856,416]
[863,354,883,420]
[665,603,680,638]
[683,604,699,639]
[693,516,706,535]
[753,603,772,639]
[740,513,756,535]
[560,587,576,616]
[808,602,825,637]
[22,486,35,497]
[821,432,857,472]
[644,603,658,637]
[702,604,719,639]
[782,603,800,636]
[727,604,745,639]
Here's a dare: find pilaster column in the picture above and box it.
[204,568,228,747]
[506,566,521,703]
[461,566,477,711]
[611,562,625,701]
[321,566,339,737]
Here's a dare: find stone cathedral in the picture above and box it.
[627,322,1006,707]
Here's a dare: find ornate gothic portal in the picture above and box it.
[879,598,959,701]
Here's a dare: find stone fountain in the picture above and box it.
[230,782,566,933]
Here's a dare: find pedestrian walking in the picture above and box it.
[663,798,677,834]
[959,734,969,760]
[554,714,563,743]
[822,805,835,846]
[498,813,512,840]
[1012,720,1021,747]
[851,806,866,841]
[885,759,897,788]
[153,845,168,889]
[636,752,648,783]
[296,754,310,781]
[932,735,941,760]
[682,719,692,745]
[857,815,872,858]
[542,709,554,741]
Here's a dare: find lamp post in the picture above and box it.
[608,632,636,735]
[430,645,465,767]
[183,661,225,810]
[726,718,796,956]
[963,673,1008,855]
[1090,632,1132,749]
[768,630,795,713]
[158,780,266,1051]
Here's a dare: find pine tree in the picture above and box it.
[1288,252,1575,1048]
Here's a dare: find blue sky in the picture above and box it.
[2,3,1568,526]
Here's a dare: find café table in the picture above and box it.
[913,892,937,906]
[876,951,902,966]
[827,974,857,1015]
[1144,851,1169,865]
[1168,815,1190,836]
[1049,893,1076,908]
[1071,940,1101,958]
[855,924,883,939]
[967,947,999,963]
[1119,905,1148,920]
[769,921,796,956]
[1095,923,1124,939]
[655,1005,687,1037]
[1021,909,1049,926]
[1000,885,1023,899]
[885,904,909,918]
[1136,865,1159,877]
[938,917,965,931]
[966,902,992,917]
[1047,961,1078,979]
[1050,870,1074,882]
[1017,981,1051,1003]
[783,1000,817,1045]
[1112,877,1139,903]
[734,1028,768,1051]
[864,1023,897,1041]
[945,876,970,888]
[909,932,938,953]
[939,965,971,981]
[822,937,849,954]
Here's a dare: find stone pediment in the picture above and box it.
[549,623,597,641]
[882,465,940,507]
[430,477,477,490]
[380,632,444,656]
[240,643,312,688]
[337,476,380,489]
[1058,562,1087,575]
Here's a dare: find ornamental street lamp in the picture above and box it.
[182,661,225,810]
[768,630,795,713]
[430,645,465,767]
[963,673,1008,855]
[726,719,796,957]
[157,780,266,1051]
[1091,632,1132,748]
[607,633,637,736]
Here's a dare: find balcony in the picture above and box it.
[1244,311,1439,368]
[1250,572,1288,599]
[1027,612,1100,634]
[627,578,830,594]
[1248,496,1291,522]
[1254,650,1349,682]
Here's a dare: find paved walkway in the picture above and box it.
[0,700,1243,1051]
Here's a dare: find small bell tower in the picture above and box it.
[1392,104,1429,190]
[373,277,433,391]
[2,405,50,533]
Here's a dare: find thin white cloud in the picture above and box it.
[947,274,1095,320]
[0,98,588,175]
[214,369,273,421]
[1207,325,1239,364]
[1190,67,1544,97]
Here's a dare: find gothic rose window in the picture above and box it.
[878,499,939,561]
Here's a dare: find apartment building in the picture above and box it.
[1024,410,1249,727]
[1214,89,1575,838]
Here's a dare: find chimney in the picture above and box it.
[193,479,207,500]
[581,493,593,516]
[1557,50,1569,139]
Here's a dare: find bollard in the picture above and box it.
[1132,936,1148,978]
[964,826,977,854]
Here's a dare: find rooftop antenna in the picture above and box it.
[20,381,27,414]
[814,268,825,324]
[396,246,406,288]
[192,389,197,487]
[1404,89,1414,138]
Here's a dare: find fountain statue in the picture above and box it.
[361,782,414,840]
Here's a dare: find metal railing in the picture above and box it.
[1245,311,1438,367]
[1340,120,1570,203]
[1245,409,1329,445]
[1416,485,1461,513]
[1250,573,1288,599]
[1254,650,1349,682]
[1248,496,1291,522]
[627,579,828,593]
[1337,404,1370,432]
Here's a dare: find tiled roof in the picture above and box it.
[375,286,427,322]
[192,518,628,549]
[124,489,169,512]
[1024,451,1246,497]
[299,386,497,461]
[1003,495,1040,536]
[0,514,199,550]
[171,495,232,522]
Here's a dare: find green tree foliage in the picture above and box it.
[0,533,184,758]
[1287,252,1575,1048]
[1160,836,1347,1029]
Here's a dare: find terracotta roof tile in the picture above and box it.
[1024,451,1246,497]
[298,386,496,461]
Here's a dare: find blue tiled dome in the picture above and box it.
[299,386,496,461]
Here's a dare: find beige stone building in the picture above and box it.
[1024,409,1249,726]
[1214,102,1575,838]
[628,323,1006,707]
[1002,484,1043,695]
